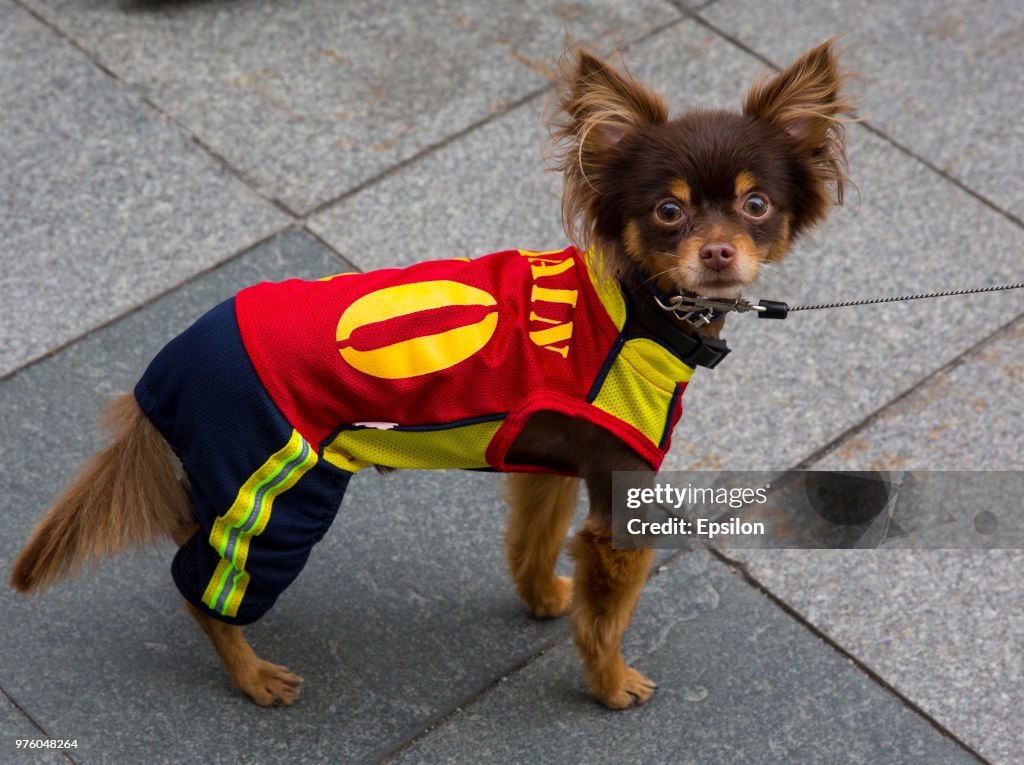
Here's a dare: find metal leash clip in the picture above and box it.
[652,295,790,324]
[651,281,1024,322]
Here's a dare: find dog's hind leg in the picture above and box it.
[504,474,580,618]
[185,602,302,707]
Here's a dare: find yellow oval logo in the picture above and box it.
[335,280,498,379]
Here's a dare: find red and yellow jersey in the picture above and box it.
[235,247,695,473]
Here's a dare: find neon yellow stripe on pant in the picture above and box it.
[202,430,318,618]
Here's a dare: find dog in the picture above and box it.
[10,41,853,710]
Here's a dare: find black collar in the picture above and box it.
[621,274,731,369]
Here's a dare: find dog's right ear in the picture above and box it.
[555,46,668,153]
[549,44,667,252]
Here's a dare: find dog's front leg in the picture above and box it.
[185,602,302,706]
[505,473,580,618]
[570,467,656,709]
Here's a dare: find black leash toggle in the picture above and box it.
[656,282,1024,322]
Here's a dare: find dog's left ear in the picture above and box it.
[743,40,855,201]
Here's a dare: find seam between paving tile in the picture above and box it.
[670,0,723,14]
[792,311,1024,470]
[0,226,299,383]
[373,628,573,764]
[0,222,368,384]
[704,548,993,765]
[300,81,554,220]
[1,686,77,765]
[9,0,299,220]
[301,14,687,222]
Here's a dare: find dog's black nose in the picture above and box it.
[699,242,736,271]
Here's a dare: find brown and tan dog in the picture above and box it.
[11,41,853,710]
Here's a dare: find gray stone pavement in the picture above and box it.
[1,1,1021,763]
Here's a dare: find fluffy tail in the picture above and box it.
[10,393,193,594]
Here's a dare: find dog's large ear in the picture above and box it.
[549,44,667,252]
[743,40,855,202]
[555,46,668,153]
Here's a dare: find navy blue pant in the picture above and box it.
[135,298,351,625]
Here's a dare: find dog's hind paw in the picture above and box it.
[239,659,303,707]
[596,666,657,710]
[526,575,573,618]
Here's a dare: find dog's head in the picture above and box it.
[550,40,855,298]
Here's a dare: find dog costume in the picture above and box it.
[135,247,697,624]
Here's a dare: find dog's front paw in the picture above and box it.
[594,666,657,709]
[238,659,303,707]
[525,574,573,618]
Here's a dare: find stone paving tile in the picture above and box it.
[0,0,288,379]
[0,231,590,764]
[0,691,67,765]
[721,549,1021,765]
[314,20,1024,474]
[389,551,981,765]
[719,316,1024,764]
[702,0,1024,213]
[21,0,679,214]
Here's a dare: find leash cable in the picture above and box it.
[787,282,1024,312]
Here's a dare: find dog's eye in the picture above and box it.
[741,194,770,219]
[654,200,685,225]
